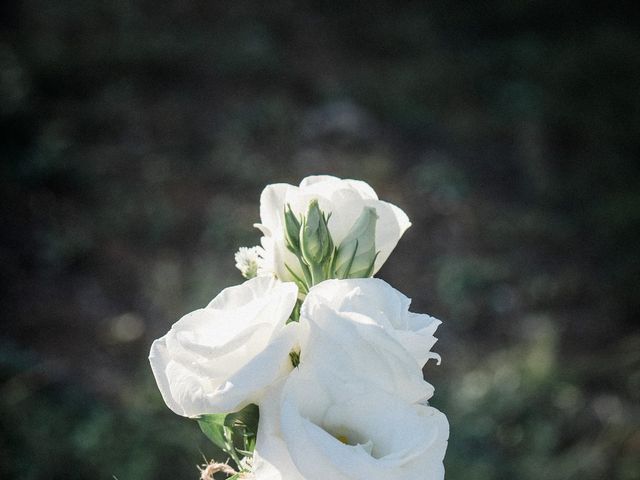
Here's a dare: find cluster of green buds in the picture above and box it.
[284,200,380,293]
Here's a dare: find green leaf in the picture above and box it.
[197,404,260,464]
[225,403,259,433]
[197,414,229,452]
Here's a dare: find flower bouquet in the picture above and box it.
[149,175,449,479]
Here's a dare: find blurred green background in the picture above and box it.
[1,1,639,479]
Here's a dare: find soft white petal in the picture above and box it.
[364,199,412,274]
[299,301,434,403]
[305,278,442,369]
[342,179,379,199]
[299,175,340,188]
[207,276,298,327]
[259,183,292,233]
[253,382,305,480]
[208,324,299,413]
[149,337,189,416]
[324,188,369,244]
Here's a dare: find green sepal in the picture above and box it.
[363,251,380,278]
[333,206,378,279]
[334,239,358,279]
[284,263,309,295]
[287,298,302,323]
[224,403,259,435]
[196,404,260,466]
[197,413,228,452]
[284,204,301,252]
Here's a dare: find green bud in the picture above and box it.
[299,199,333,266]
[334,206,379,278]
[284,204,301,252]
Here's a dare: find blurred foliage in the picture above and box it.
[0,340,223,479]
[1,0,639,479]
[437,326,640,480]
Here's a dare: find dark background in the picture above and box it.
[1,1,639,479]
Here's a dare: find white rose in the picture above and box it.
[149,276,298,417]
[303,278,442,368]
[253,369,449,480]
[255,175,411,282]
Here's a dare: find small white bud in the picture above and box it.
[234,246,265,279]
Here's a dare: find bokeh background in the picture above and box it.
[1,1,639,479]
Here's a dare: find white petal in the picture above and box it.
[299,301,434,403]
[253,383,305,480]
[149,337,189,416]
[207,276,297,324]
[305,278,442,370]
[342,178,379,199]
[364,199,411,274]
[259,183,293,233]
[324,188,368,244]
[209,324,299,412]
[299,175,340,188]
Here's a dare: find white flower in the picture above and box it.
[251,281,447,478]
[149,276,298,417]
[235,246,266,279]
[303,278,442,368]
[253,369,449,480]
[255,175,411,282]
